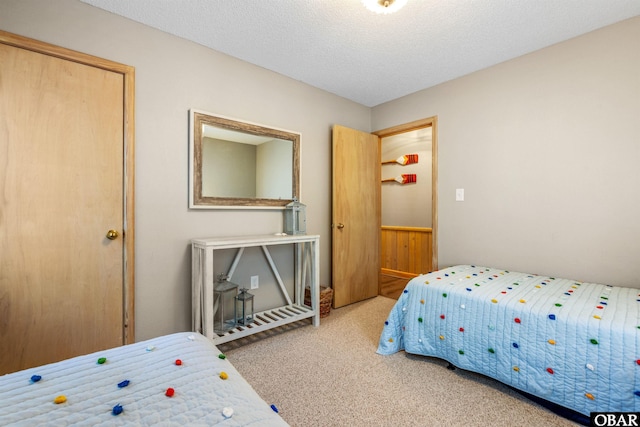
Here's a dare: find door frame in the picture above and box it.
[0,30,136,343]
[373,116,438,275]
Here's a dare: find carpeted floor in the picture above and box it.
[219,296,581,427]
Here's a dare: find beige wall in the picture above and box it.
[373,17,640,288]
[0,0,371,340]
[381,128,432,227]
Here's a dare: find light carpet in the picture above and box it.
[219,296,580,427]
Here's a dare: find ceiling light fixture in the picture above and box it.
[362,0,408,14]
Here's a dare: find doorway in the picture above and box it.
[374,117,437,299]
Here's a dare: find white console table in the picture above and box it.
[192,234,320,345]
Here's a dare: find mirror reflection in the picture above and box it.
[190,110,300,208]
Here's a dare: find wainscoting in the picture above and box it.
[380,226,432,299]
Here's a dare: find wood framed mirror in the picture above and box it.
[189,109,300,208]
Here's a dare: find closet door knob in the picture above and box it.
[336,223,345,229]
[106,229,119,240]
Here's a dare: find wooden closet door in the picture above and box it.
[0,35,133,375]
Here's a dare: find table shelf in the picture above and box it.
[210,303,315,345]
[192,234,320,345]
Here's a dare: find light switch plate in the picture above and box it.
[456,188,464,201]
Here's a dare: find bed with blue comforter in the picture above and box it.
[377,265,640,416]
[0,332,288,426]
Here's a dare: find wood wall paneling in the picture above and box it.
[381,226,432,275]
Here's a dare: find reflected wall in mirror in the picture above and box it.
[189,109,300,208]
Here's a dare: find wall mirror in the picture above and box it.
[189,109,300,208]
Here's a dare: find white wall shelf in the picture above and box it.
[192,234,320,345]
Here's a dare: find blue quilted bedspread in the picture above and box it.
[377,265,640,416]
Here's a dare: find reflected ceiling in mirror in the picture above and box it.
[189,109,300,208]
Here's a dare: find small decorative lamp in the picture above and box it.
[213,274,239,334]
[235,288,255,326]
[284,197,306,235]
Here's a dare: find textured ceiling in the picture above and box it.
[81,0,640,107]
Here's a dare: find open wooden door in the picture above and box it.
[0,31,135,375]
[332,125,380,308]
